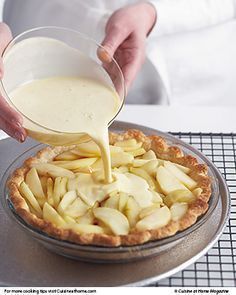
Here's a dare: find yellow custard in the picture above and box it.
[10,76,120,183]
[68,171,154,208]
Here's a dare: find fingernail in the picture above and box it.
[98,48,112,63]
[14,131,25,143]
[11,119,22,128]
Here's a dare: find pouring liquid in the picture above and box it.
[10,76,121,183]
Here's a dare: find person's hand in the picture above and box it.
[99,2,156,91]
[0,23,26,142]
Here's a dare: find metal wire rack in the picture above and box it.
[151,132,236,287]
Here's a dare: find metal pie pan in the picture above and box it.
[0,121,225,264]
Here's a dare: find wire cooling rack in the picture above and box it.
[150,132,236,287]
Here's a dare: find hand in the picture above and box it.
[0,23,26,142]
[99,2,156,91]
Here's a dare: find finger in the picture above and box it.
[0,115,27,142]
[120,48,145,91]
[100,25,130,62]
[97,47,112,64]
[0,94,23,125]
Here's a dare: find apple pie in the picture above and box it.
[7,130,211,247]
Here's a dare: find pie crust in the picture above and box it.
[7,130,212,247]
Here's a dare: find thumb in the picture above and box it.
[99,25,130,63]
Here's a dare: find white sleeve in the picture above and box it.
[149,0,236,37]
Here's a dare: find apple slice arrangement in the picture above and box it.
[8,130,211,246]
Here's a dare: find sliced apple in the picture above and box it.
[114,139,137,148]
[43,202,66,227]
[142,150,157,160]
[46,177,54,206]
[118,142,143,152]
[111,152,134,167]
[108,190,119,197]
[133,159,150,167]
[91,158,103,170]
[130,167,157,190]
[60,177,68,191]
[64,196,89,218]
[103,194,119,209]
[67,175,79,192]
[25,201,42,218]
[33,163,74,179]
[139,203,161,219]
[92,169,105,183]
[73,166,93,174]
[36,198,46,208]
[156,166,188,195]
[174,163,190,174]
[19,182,42,215]
[150,190,163,203]
[164,161,197,190]
[127,148,146,157]
[113,166,129,173]
[64,215,76,224]
[69,223,104,234]
[124,196,141,228]
[55,151,79,161]
[93,207,130,235]
[76,209,94,225]
[26,167,45,200]
[170,202,188,221]
[76,178,109,207]
[163,189,196,207]
[141,159,159,176]
[109,145,123,154]
[57,190,77,215]
[76,140,100,156]
[71,149,98,158]
[136,206,171,231]
[157,158,165,166]
[96,220,113,234]
[53,158,97,170]
[39,176,48,196]
[53,177,67,207]
[92,201,99,209]
[118,192,129,212]
[193,187,203,197]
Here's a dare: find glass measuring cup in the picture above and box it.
[0,26,125,146]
